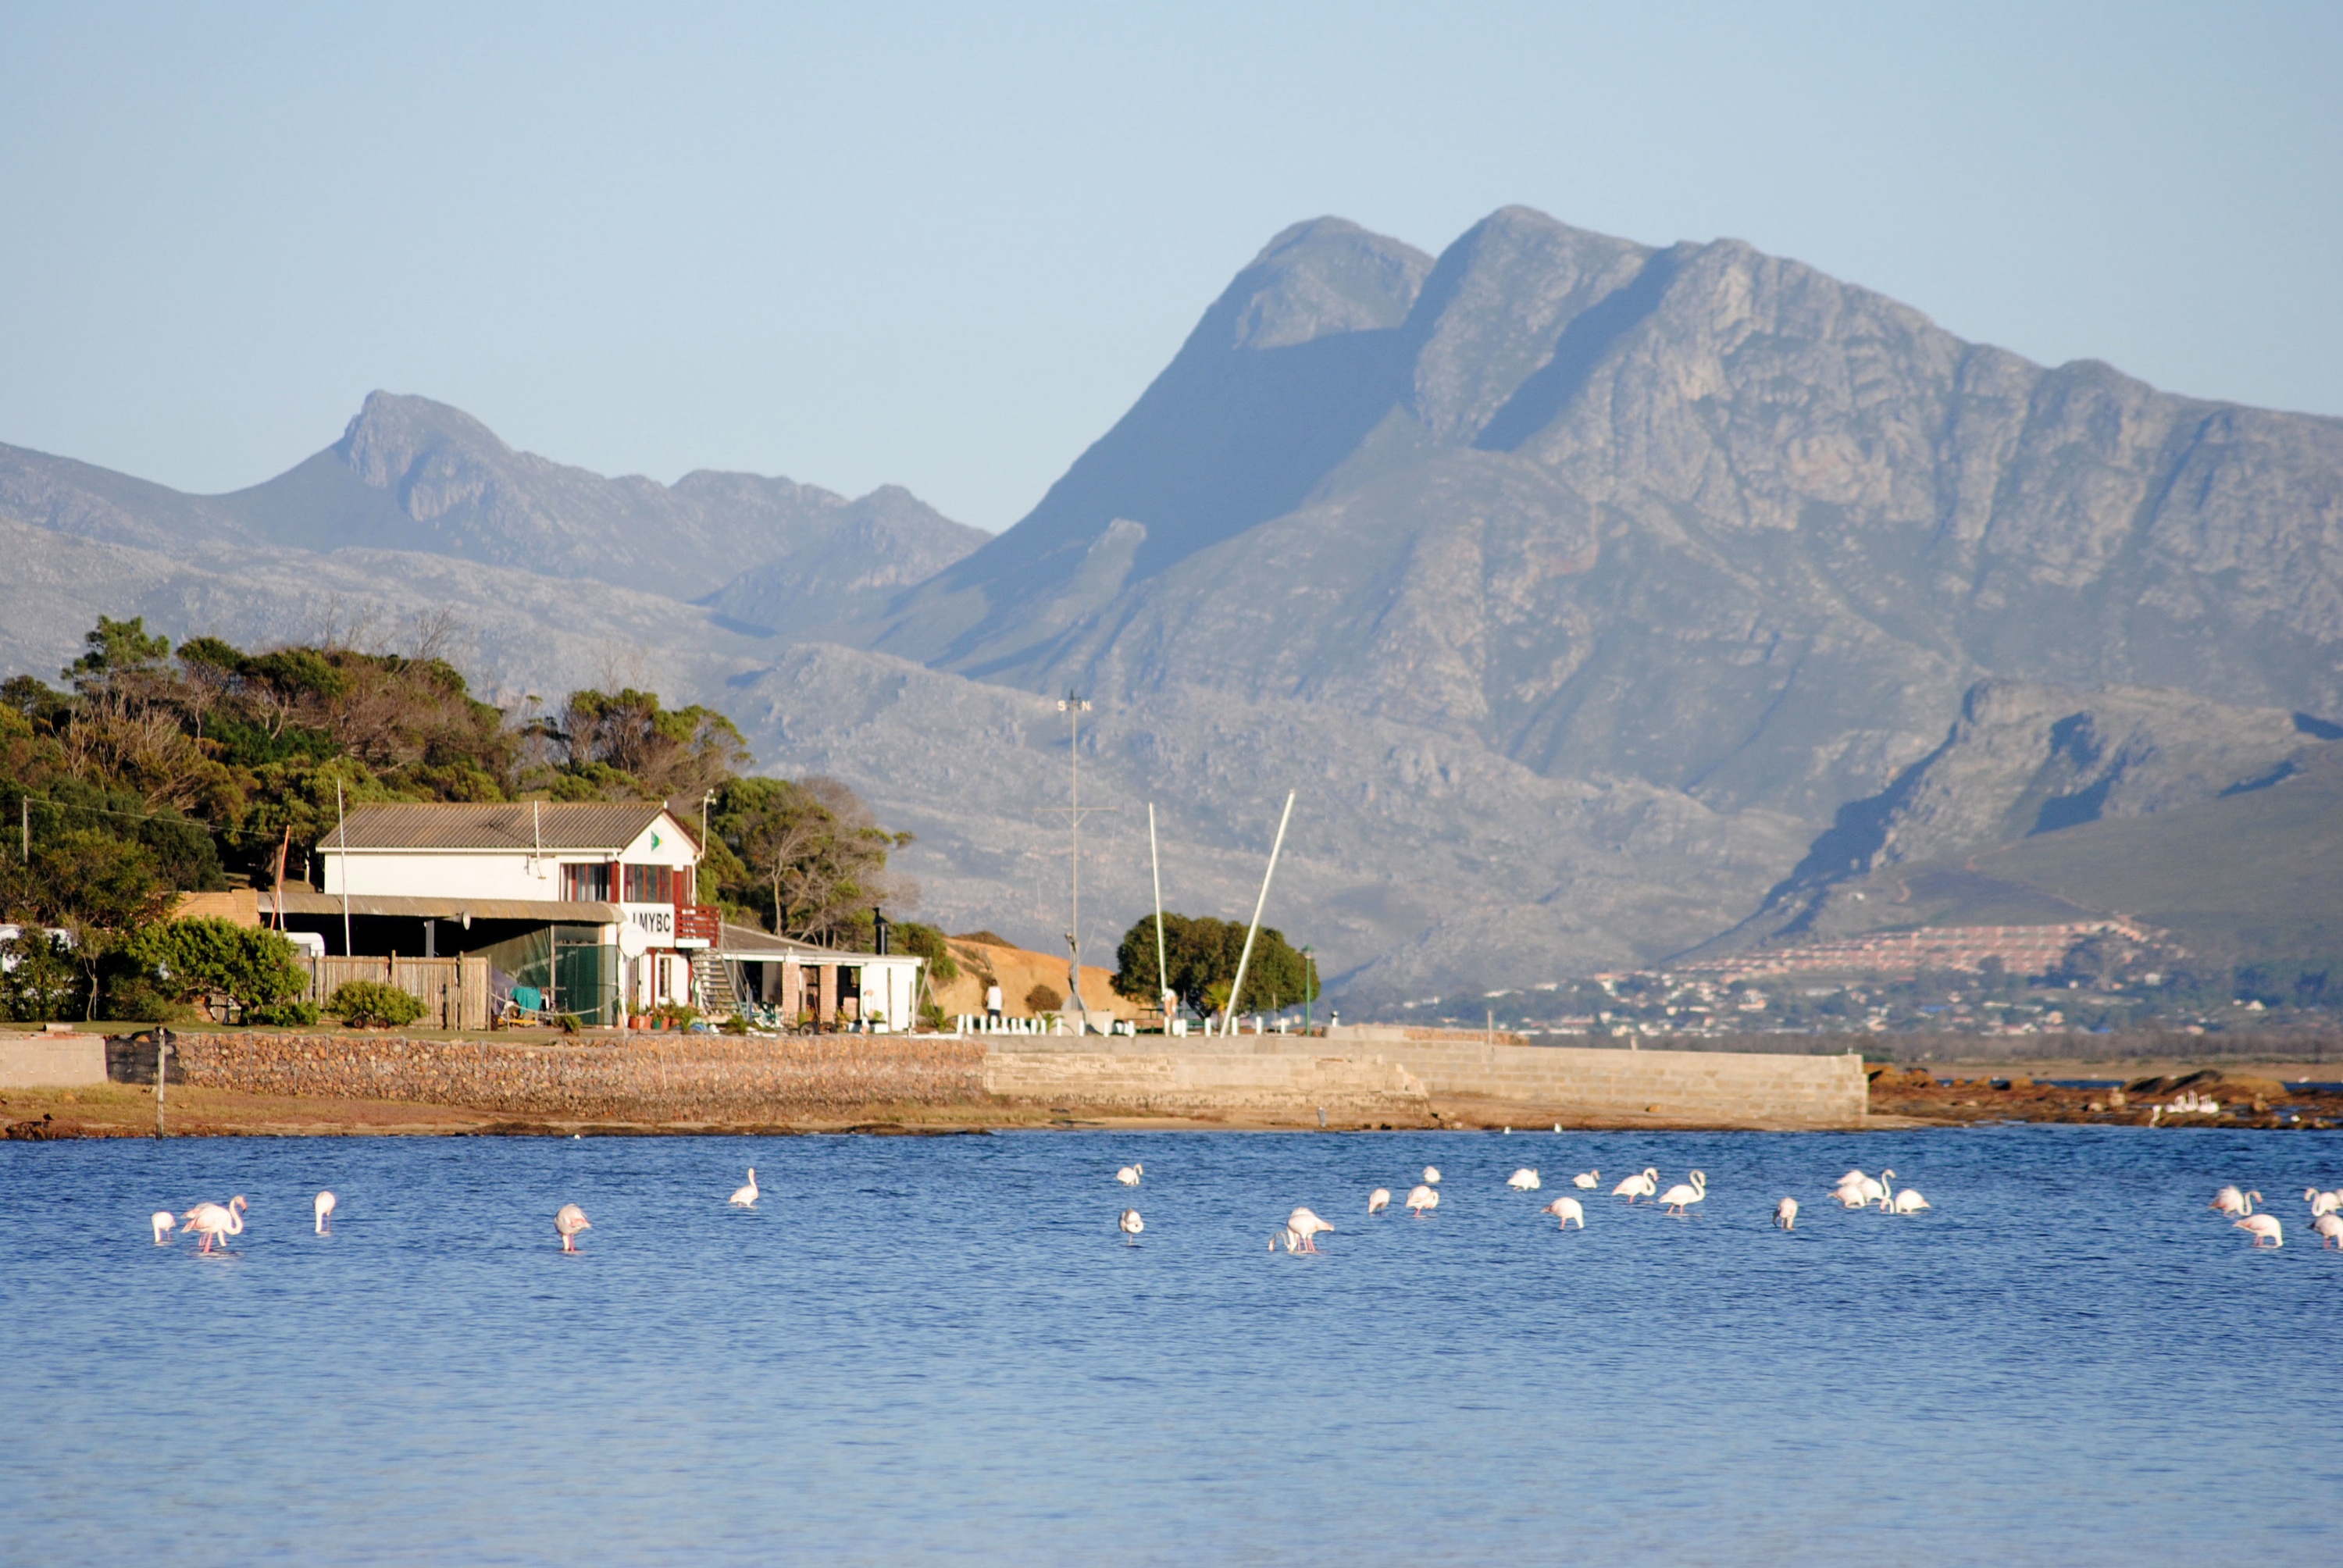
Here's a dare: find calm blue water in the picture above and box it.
[6,1127,2339,1565]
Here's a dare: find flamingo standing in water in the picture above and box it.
[2303,1188,2339,1218]
[1657,1171,1706,1217]
[2314,1213,2343,1249]
[729,1168,759,1208]
[2210,1186,2256,1217]
[2235,1214,2283,1249]
[1368,1188,1391,1214]
[1118,1208,1143,1243]
[1774,1197,1798,1231]
[1116,1164,1143,1187]
[1406,1184,1439,1217]
[1542,1196,1585,1230]
[181,1196,247,1254]
[151,1211,177,1245]
[1286,1208,1334,1253]
[555,1203,592,1253]
[1612,1168,1658,1203]
[1831,1181,1868,1210]
[313,1191,336,1234]
[1421,1166,1442,1187]
[1572,1171,1599,1190]
[1507,1168,1541,1191]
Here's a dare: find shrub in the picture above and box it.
[2,929,85,1021]
[1025,982,1063,1014]
[326,979,425,1028]
[918,1000,945,1032]
[248,998,321,1026]
[129,918,311,1018]
[893,921,959,983]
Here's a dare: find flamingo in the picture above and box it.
[313,1191,336,1234]
[1422,1166,1442,1186]
[1117,1163,1143,1187]
[2235,1214,2283,1249]
[729,1168,759,1208]
[1118,1208,1143,1243]
[555,1203,591,1253]
[1542,1196,1585,1230]
[180,1196,247,1254]
[2304,1188,2340,1218]
[1891,1187,1931,1215]
[151,1210,176,1245]
[1368,1188,1391,1214]
[1270,1227,1300,1253]
[2210,1187,2259,1217]
[1855,1172,1888,1206]
[1406,1184,1439,1217]
[2315,1213,2343,1250]
[1774,1197,1798,1231]
[1838,1169,1868,1187]
[1507,1168,1541,1191]
[1572,1170,1599,1190]
[1286,1208,1334,1253]
[1612,1167,1658,1203]
[1657,1170,1706,1217]
[1831,1181,1868,1210]
[1874,1169,1900,1213]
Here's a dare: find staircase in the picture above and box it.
[690,951,740,1017]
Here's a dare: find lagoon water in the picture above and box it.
[6,1126,2339,1565]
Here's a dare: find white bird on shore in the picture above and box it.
[1117,1163,1143,1187]
[1422,1166,1442,1186]
[2235,1213,2283,1249]
[1118,1208,1143,1243]
[1507,1168,1541,1191]
[181,1196,247,1254]
[555,1203,591,1253]
[2211,1187,2258,1217]
[2315,1213,2343,1249]
[1612,1167,1658,1203]
[1542,1196,1585,1230]
[1891,1187,1931,1215]
[313,1191,336,1234]
[2304,1188,2339,1217]
[1368,1188,1391,1214]
[151,1210,176,1245]
[1657,1170,1706,1216]
[1406,1183,1439,1217]
[1286,1208,1334,1253]
[728,1168,759,1208]
[1774,1197,1798,1231]
[1572,1170,1599,1189]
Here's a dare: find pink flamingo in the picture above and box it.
[555,1203,591,1253]
[181,1196,247,1254]
[2235,1214,2283,1249]
[1286,1207,1334,1253]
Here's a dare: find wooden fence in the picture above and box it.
[305,955,491,1032]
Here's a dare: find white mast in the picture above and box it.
[1224,790,1295,1032]
[1149,802,1171,1028]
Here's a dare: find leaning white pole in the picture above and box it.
[1149,803,1170,1030]
[1223,790,1295,1032]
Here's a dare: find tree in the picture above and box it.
[711,775,911,946]
[128,917,316,1024]
[1111,912,1318,1016]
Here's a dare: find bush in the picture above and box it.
[129,918,311,1018]
[248,998,321,1026]
[2,929,85,1021]
[326,979,425,1028]
[1025,982,1063,1014]
[893,921,959,984]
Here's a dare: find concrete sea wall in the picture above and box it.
[0,1032,109,1089]
[152,1032,987,1121]
[982,1050,1429,1119]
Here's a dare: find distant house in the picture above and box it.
[273,800,920,1030]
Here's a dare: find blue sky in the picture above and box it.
[3,2,2337,529]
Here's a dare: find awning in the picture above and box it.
[709,921,916,965]
[268,892,621,922]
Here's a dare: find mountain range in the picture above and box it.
[5,207,2340,1004]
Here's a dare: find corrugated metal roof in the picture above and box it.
[711,921,911,964]
[272,892,621,921]
[316,802,694,853]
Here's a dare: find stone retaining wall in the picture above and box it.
[153,1032,988,1121]
[1382,1039,1866,1124]
[0,1034,109,1089]
[982,1050,1428,1118]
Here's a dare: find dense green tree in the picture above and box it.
[127,917,316,1025]
[1111,911,1318,1016]
[708,775,911,946]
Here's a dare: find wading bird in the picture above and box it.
[1422,1166,1442,1186]
[1406,1184,1439,1217]
[729,1169,759,1208]
[1875,1170,1902,1213]
[2211,1187,2259,1217]
[2305,1188,2339,1218]
[1657,1171,1706,1217]
[2315,1213,2343,1249]
[1368,1188,1391,1214]
[181,1196,247,1254]
[1612,1168,1659,1203]
[1507,1169,1541,1191]
[2235,1213,2283,1249]
[1830,1182,1867,1210]
[1774,1197,1798,1231]
[1572,1171,1599,1190]
[1892,1187,1931,1214]
[1542,1196,1584,1230]
[555,1204,592,1253]
[1118,1209,1143,1243]
[1117,1164,1143,1187]
[151,1211,176,1245]
[1286,1208,1333,1253]
[314,1191,336,1234]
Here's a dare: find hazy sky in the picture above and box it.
[4,3,2337,530]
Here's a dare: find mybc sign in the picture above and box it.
[625,905,676,942]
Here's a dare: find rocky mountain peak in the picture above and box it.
[335,390,514,494]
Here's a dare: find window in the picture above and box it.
[561,862,611,901]
[622,864,676,904]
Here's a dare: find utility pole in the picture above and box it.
[19,796,26,864]
[1040,693,1114,1028]
[1302,946,1314,1034]
[337,779,351,957]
